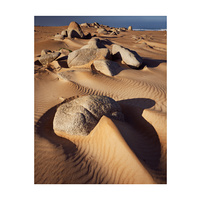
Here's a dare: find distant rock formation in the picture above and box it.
[128,26,132,31]
[53,95,124,136]
[97,28,108,34]
[67,21,84,38]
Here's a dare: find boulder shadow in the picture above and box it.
[35,104,77,157]
[57,56,69,68]
[139,58,167,69]
[116,98,162,171]
[99,38,113,46]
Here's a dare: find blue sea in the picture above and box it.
[34,16,167,31]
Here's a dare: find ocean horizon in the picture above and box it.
[34,16,167,30]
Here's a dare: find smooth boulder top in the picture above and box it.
[39,52,61,66]
[67,48,111,68]
[112,44,143,68]
[53,95,124,136]
[67,21,84,38]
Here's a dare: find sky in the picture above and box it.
[34,16,167,30]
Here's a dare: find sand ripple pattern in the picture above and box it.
[35,63,167,184]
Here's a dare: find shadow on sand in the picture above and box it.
[117,98,161,171]
[35,97,162,173]
[139,58,166,69]
[35,105,77,156]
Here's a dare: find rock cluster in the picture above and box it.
[53,95,124,136]
[58,21,133,38]
[37,21,143,74]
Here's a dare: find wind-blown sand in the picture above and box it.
[34,24,167,184]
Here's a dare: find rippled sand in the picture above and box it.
[34,25,167,184]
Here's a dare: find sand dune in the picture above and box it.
[34,24,167,184]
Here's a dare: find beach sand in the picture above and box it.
[34,24,167,184]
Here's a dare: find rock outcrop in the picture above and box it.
[61,30,68,36]
[39,52,61,66]
[97,28,107,34]
[67,21,84,38]
[128,26,132,31]
[93,59,123,76]
[81,38,106,49]
[53,95,124,136]
[67,48,111,67]
[112,44,143,68]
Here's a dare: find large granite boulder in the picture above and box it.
[67,21,84,38]
[53,95,124,136]
[112,44,143,68]
[67,48,111,67]
[39,52,61,66]
[93,59,123,76]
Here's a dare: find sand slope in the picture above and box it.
[34,25,167,184]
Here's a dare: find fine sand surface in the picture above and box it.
[34,24,167,184]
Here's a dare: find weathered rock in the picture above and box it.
[41,49,52,56]
[119,27,127,32]
[67,48,111,67]
[54,34,64,40]
[61,30,68,36]
[53,95,124,136]
[97,28,107,34]
[93,59,123,76]
[128,26,132,31]
[80,22,90,27]
[94,22,100,27]
[110,28,119,34]
[112,44,143,68]
[110,31,117,35]
[81,38,106,49]
[67,21,84,38]
[83,32,92,39]
[39,52,61,66]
